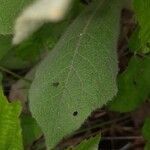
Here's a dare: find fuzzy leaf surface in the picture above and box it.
[29,0,122,148]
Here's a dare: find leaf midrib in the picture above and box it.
[60,0,105,98]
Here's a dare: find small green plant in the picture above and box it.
[0,0,149,149]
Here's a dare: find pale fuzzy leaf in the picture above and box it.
[13,0,73,45]
[29,0,123,149]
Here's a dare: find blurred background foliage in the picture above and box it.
[0,0,149,149]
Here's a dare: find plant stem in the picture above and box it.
[74,115,130,135]
[0,66,31,83]
[102,136,143,140]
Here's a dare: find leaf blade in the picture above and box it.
[29,0,123,148]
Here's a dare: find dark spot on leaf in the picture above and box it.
[73,111,78,116]
[133,80,137,85]
[146,42,150,48]
[52,82,59,87]
[81,0,92,5]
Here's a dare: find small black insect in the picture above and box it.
[133,80,137,86]
[73,111,78,116]
[52,82,59,87]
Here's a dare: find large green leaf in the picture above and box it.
[0,0,32,34]
[109,56,150,112]
[21,114,42,148]
[29,0,123,149]
[0,74,23,149]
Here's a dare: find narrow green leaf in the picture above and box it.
[133,0,150,44]
[142,118,150,141]
[69,135,100,150]
[109,56,150,112]
[129,27,150,54]
[0,0,32,34]
[0,74,23,150]
[131,0,150,53]
[144,142,150,150]
[21,114,42,147]
[128,27,141,52]
[29,0,123,149]
[142,118,150,150]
